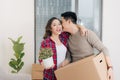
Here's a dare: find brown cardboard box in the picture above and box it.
[32,64,44,80]
[55,52,108,80]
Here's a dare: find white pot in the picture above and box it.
[43,57,54,68]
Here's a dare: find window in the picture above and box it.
[35,0,102,63]
[77,0,102,38]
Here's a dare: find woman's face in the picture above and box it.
[51,19,62,35]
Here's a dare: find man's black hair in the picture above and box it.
[61,11,77,24]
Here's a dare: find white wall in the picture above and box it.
[0,0,34,74]
[103,0,120,80]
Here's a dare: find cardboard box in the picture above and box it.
[32,64,44,80]
[55,52,108,80]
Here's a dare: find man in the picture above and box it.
[61,11,113,80]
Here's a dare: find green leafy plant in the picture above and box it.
[8,36,25,73]
[39,48,53,59]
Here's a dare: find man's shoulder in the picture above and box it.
[88,29,94,33]
[87,29,100,41]
[87,29,96,36]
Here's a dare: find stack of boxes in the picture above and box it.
[32,64,44,80]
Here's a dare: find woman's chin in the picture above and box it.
[57,32,62,35]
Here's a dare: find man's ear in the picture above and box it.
[68,19,71,24]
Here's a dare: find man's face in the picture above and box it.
[61,17,70,32]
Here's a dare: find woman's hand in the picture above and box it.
[79,25,88,36]
[41,62,55,70]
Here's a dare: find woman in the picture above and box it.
[39,17,87,80]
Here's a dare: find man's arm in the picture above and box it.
[87,30,109,55]
[87,30,114,80]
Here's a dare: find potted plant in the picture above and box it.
[39,48,54,68]
[8,36,25,73]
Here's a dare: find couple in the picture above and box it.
[39,11,113,80]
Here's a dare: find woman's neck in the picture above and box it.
[50,34,62,45]
[51,34,59,40]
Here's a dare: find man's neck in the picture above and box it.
[70,24,79,35]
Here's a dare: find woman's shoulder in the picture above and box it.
[60,32,70,38]
[40,37,52,48]
[61,32,69,35]
[41,37,51,44]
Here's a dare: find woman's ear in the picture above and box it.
[49,27,52,31]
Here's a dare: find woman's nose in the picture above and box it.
[57,25,61,28]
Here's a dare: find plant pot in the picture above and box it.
[43,57,54,68]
